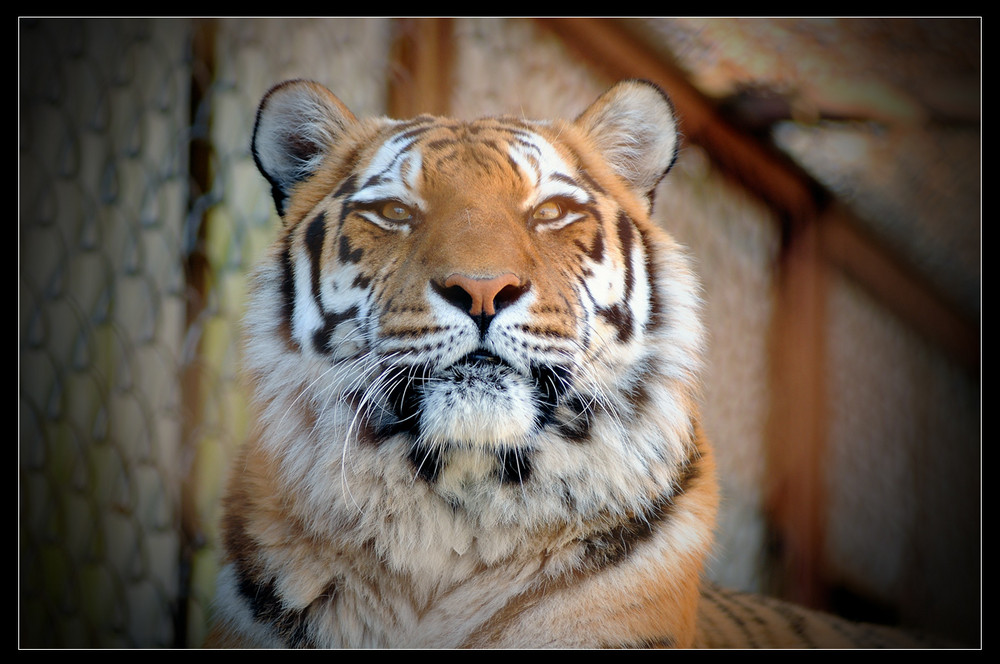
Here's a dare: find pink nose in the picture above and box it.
[443,273,522,316]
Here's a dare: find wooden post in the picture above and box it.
[388,18,454,118]
[765,214,829,607]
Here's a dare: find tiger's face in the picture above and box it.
[325,117,601,453]
[246,79,701,540]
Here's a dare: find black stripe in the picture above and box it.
[363,135,420,189]
[530,364,571,430]
[279,235,300,350]
[396,123,434,142]
[234,568,317,648]
[426,137,458,152]
[636,225,664,331]
[338,234,364,264]
[228,513,326,648]
[581,443,702,570]
[577,169,606,197]
[700,585,762,648]
[312,306,359,355]
[497,447,533,485]
[333,174,358,200]
[608,635,677,649]
[616,211,636,301]
[305,211,327,306]
[556,396,594,443]
[335,175,359,230]
[580,493,668,570]
[549,172,595,206]
[407,442,443,483]
[587,223,605,262]
[379,365,431,440]
[596,303,634,343]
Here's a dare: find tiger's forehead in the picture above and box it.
[348,117,590,209]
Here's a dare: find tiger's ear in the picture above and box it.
[252,80,357,217]
[575,80,679,206]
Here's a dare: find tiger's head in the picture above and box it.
[244,79,707,572]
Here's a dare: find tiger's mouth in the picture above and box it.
[379,349,568,448]
[459,349,506,367]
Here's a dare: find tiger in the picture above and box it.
[207,79,935,649]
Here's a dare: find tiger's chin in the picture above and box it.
[417,356,539,448]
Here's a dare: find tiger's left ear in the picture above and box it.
[575,80,679,206]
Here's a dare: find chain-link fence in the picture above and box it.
[21,18,195,647]
[19,17,396,648]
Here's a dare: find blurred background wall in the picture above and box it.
[19,18,980,647]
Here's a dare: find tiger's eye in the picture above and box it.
[380,201,412,221]
[532,200,563,221]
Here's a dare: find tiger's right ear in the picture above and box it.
[251,80,357,217]
[575,80,679,209]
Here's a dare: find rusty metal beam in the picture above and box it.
[536,17,978,375]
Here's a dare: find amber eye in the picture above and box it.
[379,201,413,222]
[532,200,564,222]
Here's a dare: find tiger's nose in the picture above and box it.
[441,273,526,316]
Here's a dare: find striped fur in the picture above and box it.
[208,80,718,648]
[694,584,950,649]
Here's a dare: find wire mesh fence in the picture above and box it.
[19,17,394,648]
[21,18,194,647]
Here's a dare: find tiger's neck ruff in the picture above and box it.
[210,80,718,648]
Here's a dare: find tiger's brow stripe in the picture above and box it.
[362,137,420,190]
[332,174,358,200]
[576,169,606,197]
[333,175,358,230]
[586,221,605,262]
[548,171,589,196]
